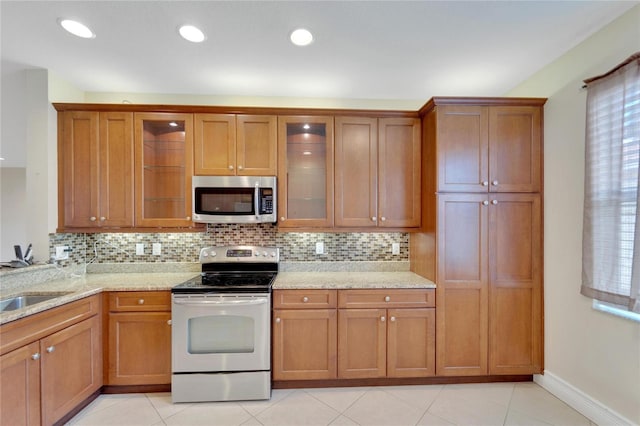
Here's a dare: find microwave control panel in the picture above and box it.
[259,188,274,214]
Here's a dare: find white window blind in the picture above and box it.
[582,53,640,314]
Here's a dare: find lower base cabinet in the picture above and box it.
[0,296,102,426]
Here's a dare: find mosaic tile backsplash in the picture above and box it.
[49,224,409,266]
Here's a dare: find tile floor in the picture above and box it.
[66,382,595,426]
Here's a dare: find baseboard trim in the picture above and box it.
[534,371,636,426]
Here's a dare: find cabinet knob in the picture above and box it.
[372,216,377,221]
[280,217,285,221]
[229,165,234,170]
[492,200,498,205]
[46,346,55,353]
[482,200,489,206]
[275,317,281,323]
[482,181,489,186]
[90,216,97,222]
[390,316,396,322]
[31,353,40,361]
[380,316,386,322]
[381,217,386,221]
[302,296,309,303]
[492,180,499,186]
[100,217,106,221]
[167,319,172,325]
[138,299,145,305]
[238,165,243,170]
[384,296,391,302]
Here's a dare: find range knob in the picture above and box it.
[271,252,276,257]
[263,251,268,257]
[202,252,209,258]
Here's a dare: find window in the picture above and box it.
[581,52,640,320]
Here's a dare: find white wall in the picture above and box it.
[507,5,640,424]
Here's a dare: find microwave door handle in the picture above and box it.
[173,298,268,307]
[254,184,260,219]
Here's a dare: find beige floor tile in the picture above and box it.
[238,388,295,416]
[240,417,264,426]
[256,389,341,426]
[504,408,554,426]
[163,401,251,426]
[146,392,193,420]
[67,394,162,426]
[416,411,456,426]
[439,382,515,406]
[510,382,591,425]
[304,386,370,413]
[428,391,509,426]
[329,415,360,425]
[381,385,444,411]
[343,389,425,426]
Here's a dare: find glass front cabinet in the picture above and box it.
[134,113,194,227]
[277,116,334,228]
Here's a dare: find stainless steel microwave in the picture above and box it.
[192,176,277,224]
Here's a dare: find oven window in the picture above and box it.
[195,188,255,215]
[188,315,255,354]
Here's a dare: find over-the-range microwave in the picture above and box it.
[192,176,277,224]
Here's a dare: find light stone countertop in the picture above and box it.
[273,271,436,289]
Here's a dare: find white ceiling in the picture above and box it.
[2,0,637,107]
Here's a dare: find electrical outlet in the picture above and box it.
[54,246,70,260]
[152,243,162,256]
[136,243,145,255]
[392,243,400,255]
[315,241,324,255]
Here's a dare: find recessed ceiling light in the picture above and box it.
[179,25,206,43]
[290,28,313,46]
[58,19,95,39]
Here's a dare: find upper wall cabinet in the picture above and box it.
[58,111,134,229]
[335,117,421,228]
[277,116,334,228]
[431,101,543,193]
[194,114,277,176]
[134,113,194,227]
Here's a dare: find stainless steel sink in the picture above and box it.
[0,293,71,312]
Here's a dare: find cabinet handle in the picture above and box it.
[372,216,377,221]
[100,217,106,221]
[186,216,191,221]
[381,217,386,221]
[384,296,391,302]
[482,181,489,186]
[492,200,498,205]
[482,200,489,206]
[280,217,285,221]
[167,319,172,325]
[390,316,396,322]
[31,353,40,360]
[380,316,386,322]
[238,165,244,170]
[275,317,281,323]
[46,346,55,353]
[228,165,234,170]
[90,216,97,222]
[138,299,145,305]
[302,296,309,303]
[492,180,499,186]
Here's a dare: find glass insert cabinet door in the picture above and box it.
[134,113,194,227]
[277,116,334,228]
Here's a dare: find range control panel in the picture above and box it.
[199,246,279,263]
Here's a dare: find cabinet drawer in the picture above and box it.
[273,289,337,309]
[109,291,171,312]
[338,289,435,309]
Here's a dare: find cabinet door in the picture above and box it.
[134,113,194,227]
[193,114,236,175]
[0,342,41,426]
[107,312,172,385]
[237,115,277,176]
[40,315,101,426]
[60,111,100,228]
[338,309,386,379]
[387,308,435,378]
[488,106,542,193]
[278,116,334,228]
[436,194,489,376]
[489,194,542,374]
[436,106,489,192]
[272,309,337,380]
[378,117,421,227]
[99,112,134,227]
[335,117,378,227]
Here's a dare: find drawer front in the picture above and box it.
[273,289,337,309]
[109,291,171,312]
[338,289,435,309]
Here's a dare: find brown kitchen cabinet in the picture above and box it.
[277,116,335,228]
[106,291,172,386]
[335,117,421,228]
[272,289,338,380]
[0,296,102,426]
[58,111,134,229]
[430,101,543,193]
[337,289,435,379]
[194,114,277,176]
[134,112,194,227]
[434,193,542,376]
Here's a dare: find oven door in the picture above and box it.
[172,293,270,373]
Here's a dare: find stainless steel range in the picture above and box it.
[171,245,278,403]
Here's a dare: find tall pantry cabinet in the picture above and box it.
[410,97,546,377]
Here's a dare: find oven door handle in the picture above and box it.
[173,298,268,307]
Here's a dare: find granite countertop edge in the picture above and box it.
[1,268,435,325]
